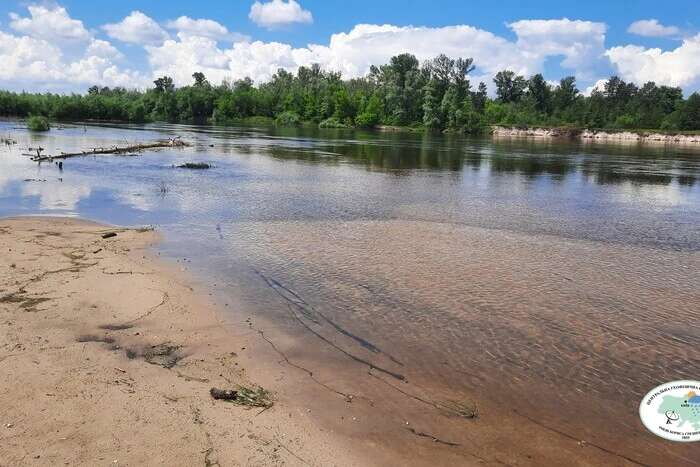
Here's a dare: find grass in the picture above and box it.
[27,115,50,132]
[229,386,273,408]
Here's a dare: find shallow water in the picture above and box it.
[1,120,699,463]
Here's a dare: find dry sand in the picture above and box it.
[0,217,362,466]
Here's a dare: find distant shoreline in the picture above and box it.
[492,125,700,145]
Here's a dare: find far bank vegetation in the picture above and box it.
[1,57,699,135]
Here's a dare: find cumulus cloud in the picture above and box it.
[146,23,530,86]
[103,11,169,45]
[0,4,145,92]
[0,30,146,90]
[508,19,608,80]
[0,31,64,84]
[9,4,90,42]
[165,16,249,43]
[606,34,700,89]
[583,78,609,96]
[627,19,680,38]
[249,0,313,29]
[146,35,231,85]
[146,21,607,88]
[86,39,124,60]
[3,3,700,96]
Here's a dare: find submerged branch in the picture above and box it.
[32,137,190,162]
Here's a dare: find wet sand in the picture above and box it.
[1,217,698,466]
[219,219,700,466]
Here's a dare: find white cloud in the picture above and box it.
[146,21,608,88]
[628,19,680,38]
[65,55,144,88]
[9,4,90,42]
[147,34,231,85]
[103,11,169,45]
[606,34,700,89]
[508,19,608,80]
[583,78,608,96]
[86,39,124,60]
[0,28,145,91]
[165,16,250,43]
[0,31,64,83]
[249,0,313,29]
[3,4,700,96]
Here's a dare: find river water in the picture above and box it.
[1,120,699,465]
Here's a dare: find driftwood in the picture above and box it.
[32,137,189,162]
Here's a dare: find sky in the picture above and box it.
[0,0,699,95]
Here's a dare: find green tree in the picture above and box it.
[356,94,383,128]
[472,82,488,113]
[192,72,209,87]
[494,70,527,103]
[422,79,441,129]
[153,76,175,93]
[553,77,579,110]
[679,93,700,130]
[528,74,552,114]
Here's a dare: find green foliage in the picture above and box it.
[27,115,50,131]
[679,93,700,131]
[457,99,488,134]
[319,117,351,128]
[355,94,383,128]
[422,79,441,129]
[275,111,301,126]
[1,62,700,135]
[494,70,527,104]
[612,114,638,129]
[528,74,552,113]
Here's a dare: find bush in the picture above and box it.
[242,116,275,126]
[27,115,50,131]
[460,110,488,135]
[319,117,350,129]
[612,114,638,129]
[355,111,381,128]
[275,111,300,126]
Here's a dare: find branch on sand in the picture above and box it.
[32,137,190,162]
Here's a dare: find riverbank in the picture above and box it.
[0,217,362,466]
[492,125,700,144]
[3,218,698,467]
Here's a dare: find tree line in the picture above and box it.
[1,54,699,132]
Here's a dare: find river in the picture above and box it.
[1,120,699,465]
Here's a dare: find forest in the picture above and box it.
[1,53,699,133]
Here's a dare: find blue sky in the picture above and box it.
[0,0,699,93]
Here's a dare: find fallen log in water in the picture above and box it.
[32,137,190,162]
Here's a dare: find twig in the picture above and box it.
[257,329,357,402]
[406,428,460,446]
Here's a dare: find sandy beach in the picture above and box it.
[0,217,366,466]
[1,217,697,467]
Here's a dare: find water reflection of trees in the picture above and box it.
[210,126,699,187]
[488,155,573,179]
[581,160,696,186]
